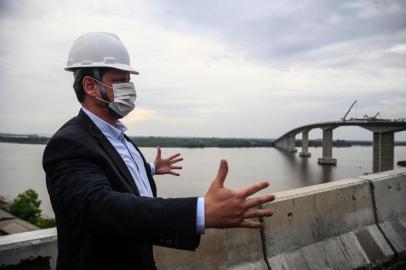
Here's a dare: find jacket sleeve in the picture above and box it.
[43,135,200,250]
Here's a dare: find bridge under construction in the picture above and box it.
[273,119,406,172]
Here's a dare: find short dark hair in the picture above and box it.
[72,68,110,103]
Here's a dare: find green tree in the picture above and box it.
[9,189,41,224]
[9,189,56,228]
[35,217,56,228]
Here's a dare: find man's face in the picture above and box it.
[100,69,131,102]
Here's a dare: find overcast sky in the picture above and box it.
[0,0,405,140]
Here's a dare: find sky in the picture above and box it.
[0,0,405,140]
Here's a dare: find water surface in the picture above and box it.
[1,142,405,217]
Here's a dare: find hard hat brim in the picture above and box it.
[65,63,139,75]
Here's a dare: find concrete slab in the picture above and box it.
[267,225,394,270]
[263,178,374,257]
[338,232,369,269]
[380,218,406,258]
[354,226,394,265]
[268,254,289,270]
[370,174,406,222]
[312,238,352,270]
[284,250,310,270]
[358,169,406,259]
[366,225,394,260]
[154,227,265,269]
[301,243,331,270]
[227,261,268,270]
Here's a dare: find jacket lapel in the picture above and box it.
[77,109,141,196]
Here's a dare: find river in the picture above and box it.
[1,142,405,218]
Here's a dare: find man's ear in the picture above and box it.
[82,76,98,97]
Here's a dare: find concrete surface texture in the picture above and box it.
[0,169,405,269]
[0,228,57,269]
[372,132,395,172]
[299,130,311,157]
[155,168,406,269]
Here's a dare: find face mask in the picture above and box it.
[93,78,137,118]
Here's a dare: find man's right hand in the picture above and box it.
[204,160,275,229]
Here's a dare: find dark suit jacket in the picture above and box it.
[43,109,200,270]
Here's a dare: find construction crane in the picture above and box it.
[341,100,357,121]
[363,112,381,121]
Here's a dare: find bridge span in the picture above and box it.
[273,120,406,172]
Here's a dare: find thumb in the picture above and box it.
[156,145,161,159]
[214,159,228,187]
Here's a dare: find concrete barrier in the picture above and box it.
[155,169,406,269]
[359,169,406,259]
[262,178,395,269]
[1,169,406,269]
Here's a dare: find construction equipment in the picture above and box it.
[341,100,357,121]
[363,112,382,121]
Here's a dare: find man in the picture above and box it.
[43,32,275,270]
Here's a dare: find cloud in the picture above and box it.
[152,0,406,68]
[122,107,156,123]
[0,0,405,140]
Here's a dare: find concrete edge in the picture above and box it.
[356,168,406,181]
[0,228,57,250]
[268,177,367,204]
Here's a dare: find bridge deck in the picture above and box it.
[274,120,406,144]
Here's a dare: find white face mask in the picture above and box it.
[93,79,137,118]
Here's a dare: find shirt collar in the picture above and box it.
[81,107,128,140]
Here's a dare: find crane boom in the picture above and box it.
[341,100,357,121]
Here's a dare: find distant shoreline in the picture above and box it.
[1,133,406,148]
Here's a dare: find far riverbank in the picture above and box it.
[1,133,406,148]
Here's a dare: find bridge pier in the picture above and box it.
[318,127,337,165]
[288,135,297,152]
[299,130,311,157]
[363,126,404,172]
[373,132,394,173]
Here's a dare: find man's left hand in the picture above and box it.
[154,146,183,176]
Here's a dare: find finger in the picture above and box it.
[170,157,183,164]
[214,159,228,188]
[169,171,180,176]
[171,166,183,170]
[168,153,181,160]
[244,195,275,208]
[242,208,273,219]
[157,145,162,158]
[237,219,263,229]
[238,181,269,198]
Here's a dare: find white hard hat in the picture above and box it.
[65,32,139,74]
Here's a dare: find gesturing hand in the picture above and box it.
[204,160,275,229]
[154,146,183,176]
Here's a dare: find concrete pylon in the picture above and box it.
[373,132,394,172]
[299,130,311,157]
[318,127,337,165]
[288,135,297,152]
[363,126,403,173]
